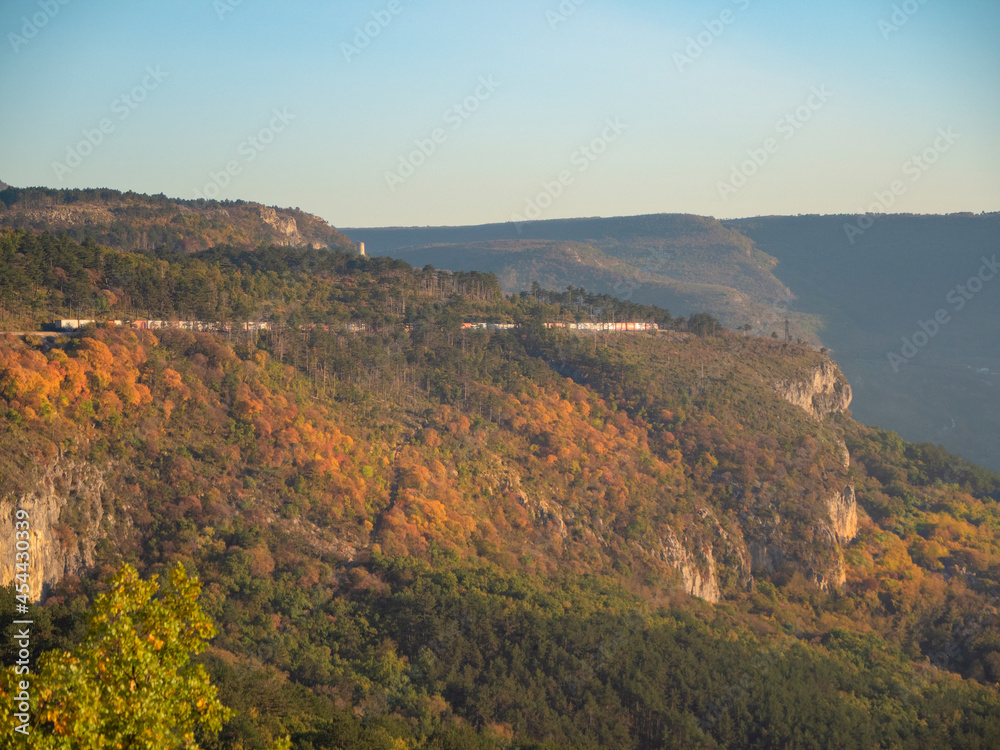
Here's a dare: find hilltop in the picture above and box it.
[0,186,356,254]
[2,224,1000,748]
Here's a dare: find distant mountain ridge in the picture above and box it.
[345,213,815,340]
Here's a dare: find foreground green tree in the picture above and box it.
[1,563,232,749]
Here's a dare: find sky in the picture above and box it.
[2,0,998,228]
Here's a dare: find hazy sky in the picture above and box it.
[2,0,998,228]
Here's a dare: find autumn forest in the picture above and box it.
[1,192,999,749]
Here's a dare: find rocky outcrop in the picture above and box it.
[9,204,117,228]
[803,484,859,590]
[490,461,571,539]
[774,361,852,419]
[703,508,753,591]
[279,516,358,563]
[748,539,785,576]
[813,551,847,590]
[256,205,301,242]
[837,439,851,469]
[826,485,858,545]
[659,526,720,603]
[517,491,568,538]
[453,453,858,605]
[0,460,110,601]
[735,482,858,592]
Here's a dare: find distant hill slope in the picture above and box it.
[380,239,765,321]
[0,186,356,254]
[728,214,1000,472]
[346,214,820,339]
[350,211,1000,472]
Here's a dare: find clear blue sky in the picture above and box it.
[2,0,998,228]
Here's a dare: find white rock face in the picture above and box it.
[803,484,859,590]
[0,461,109,601]
[827,485,858,544]
[774,361,853,419]
[256,205,300,239]
[660,526,720,603]
[837,439,851,469]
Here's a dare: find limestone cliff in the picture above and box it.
[659,526,721,603]
[0,460,111,601]
[806,484,859,590]
[748,537,785,576]
[774,360,853,419]
[709,479,859,594]
[827,485,859,545]
[649,479,859,601]
[256,205,302,244]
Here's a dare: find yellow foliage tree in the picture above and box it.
[0,564,233,749]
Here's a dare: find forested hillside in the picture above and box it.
[1,226,1000,748]
[349,210,1000,474]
